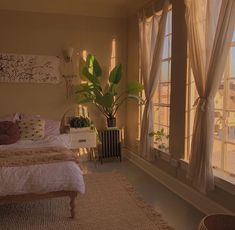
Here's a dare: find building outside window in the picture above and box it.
[185,30,235,176]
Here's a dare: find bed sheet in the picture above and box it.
[0,135,85,196]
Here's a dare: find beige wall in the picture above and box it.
[126,15,140,152]
[0,10,127,129]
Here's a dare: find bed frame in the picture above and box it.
[0,191,78,219]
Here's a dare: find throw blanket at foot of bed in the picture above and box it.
[0,147,79,167]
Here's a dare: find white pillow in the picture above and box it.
[19,114,60,136]
[17,119,45,140]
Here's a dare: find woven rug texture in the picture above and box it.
[0,172,173,230]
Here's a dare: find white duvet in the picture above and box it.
[0,135,85,196]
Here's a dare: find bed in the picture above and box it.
[0,134,85,219]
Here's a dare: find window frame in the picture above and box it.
[185,33,235,177]
[152,8,172,152]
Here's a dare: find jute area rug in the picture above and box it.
[0,172,173,230]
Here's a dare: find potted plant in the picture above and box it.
[75,54,144,127]
[149,128,169,152]
[69,116,92,132]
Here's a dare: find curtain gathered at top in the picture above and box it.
[185,0,235,193]
[139,0,169,161]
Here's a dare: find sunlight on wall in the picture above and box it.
[109,39,116,73]
[81,50,88,61]
[78,49,88,83]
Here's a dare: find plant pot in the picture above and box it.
[69,127,91,133]
[107,117,116,127]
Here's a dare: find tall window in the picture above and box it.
[153,8,172,152]
[138,8,172,153]
[185,31,235,176]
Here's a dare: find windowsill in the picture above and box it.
[213,169,235,195]
[154,147,171,161]
[179,158,189,171]
[134,141,235,194]
[179,159,235,194]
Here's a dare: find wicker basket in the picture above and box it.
[199,214,235,230]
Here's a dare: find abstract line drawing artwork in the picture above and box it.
[0,53,61,84]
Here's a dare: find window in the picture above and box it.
[185,30,235,177]
[153,8,172,152]
[138,8,172,153]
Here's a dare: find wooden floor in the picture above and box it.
[81,157,205,230]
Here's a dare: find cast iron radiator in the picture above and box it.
[98,129,122,163]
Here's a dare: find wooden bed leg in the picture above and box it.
[69,192,77,219]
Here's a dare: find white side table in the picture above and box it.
[67,130,97,161]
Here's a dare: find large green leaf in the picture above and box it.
[86,54,102,77]
[93,58,102,77]
[109,64,122,84]
[103,83,117,96]
[108,83,117,96]
[95,93,114,109]
[86,54,93,67]
[127,81,144,95]
[82,67,101,91]
[74,83,93,94]
[127,94,145,104]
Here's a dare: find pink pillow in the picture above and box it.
[45,119,61,136]
[0,121,20,145]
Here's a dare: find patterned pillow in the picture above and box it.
[17,119,45,140]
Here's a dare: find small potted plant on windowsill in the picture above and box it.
[149,128,169,153]
[75,54,144,127]
[69,116,92,132]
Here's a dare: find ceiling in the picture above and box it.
[0,0,150,18]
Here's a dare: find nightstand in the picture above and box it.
[67,130,97,161]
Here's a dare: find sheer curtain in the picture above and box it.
[185,0,235,193]
[139,0,169,161]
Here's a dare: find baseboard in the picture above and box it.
[124,148,233,215]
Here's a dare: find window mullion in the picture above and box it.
[222,53,230,171]
[187,58,192,159]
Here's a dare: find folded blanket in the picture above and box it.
[0,147,79,167]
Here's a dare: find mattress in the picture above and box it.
[0,135,85,196]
